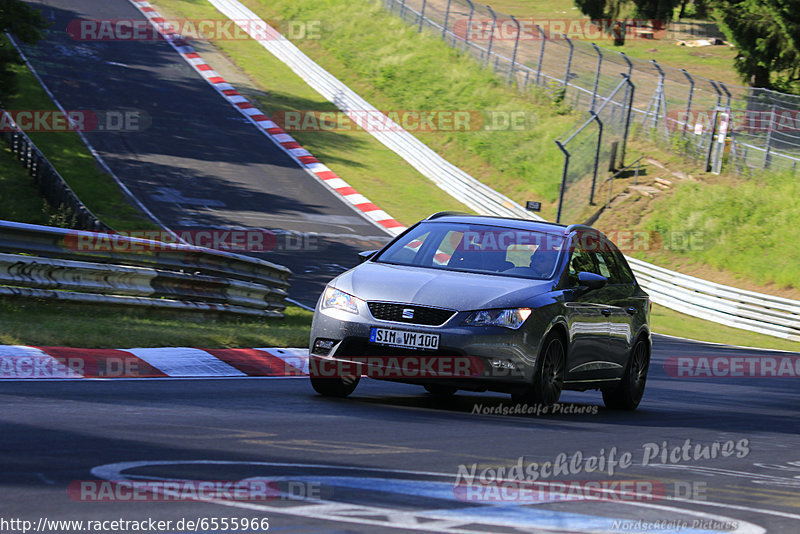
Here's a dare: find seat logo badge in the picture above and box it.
[402,308,415,319]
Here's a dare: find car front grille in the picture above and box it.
[367,302,456,326]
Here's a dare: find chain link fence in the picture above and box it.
[555,76,634,223]
[0,109,108,231]
[382,0,800,180]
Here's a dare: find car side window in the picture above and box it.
[592,239,634,285]
[613,250,636,284]
[595,250,612,279]
[567,238,598,286]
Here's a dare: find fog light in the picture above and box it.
[490,359,516,370]
[313,339,337,355]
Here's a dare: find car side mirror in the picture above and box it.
[578,271,607,290]
[358,250,378,263]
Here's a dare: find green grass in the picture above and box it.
[160,0,576,219]
[150,0,799,353]
[0,143,52,225]
[642,170,800,289]
[153,0,472,226]
[468,0,743,87]
[3,61,157,230]
[0,298,313,348]
[652,304,799,353]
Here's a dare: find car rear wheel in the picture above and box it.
[512,333,566,407]
[602,338,649,410]
[424,384,458,397]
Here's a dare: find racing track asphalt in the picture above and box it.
[1,334,799,532]
[18,0,394,308]
[6,0,800,531]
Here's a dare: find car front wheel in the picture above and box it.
[512,333,566,407]
[310,374,360,397]
[602,338,649,410]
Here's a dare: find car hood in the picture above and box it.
[332,262,556,311]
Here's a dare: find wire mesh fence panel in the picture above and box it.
[556,77,633,224]
[556,122,599,224]
[380,0,800,178]
[0,123,107,231]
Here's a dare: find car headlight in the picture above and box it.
[322,286,362,314]
[463,308,532,329]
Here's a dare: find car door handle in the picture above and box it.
[601,309,612,317]
[625,307,637,315]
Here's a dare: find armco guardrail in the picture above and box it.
[201,0,800,342]
[628,258,800,342]
[0,109,107,232]
[0,220,291,317]
[206,0,539,222]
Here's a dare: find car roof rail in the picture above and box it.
[425,211,471,220]
[564,223,597,234]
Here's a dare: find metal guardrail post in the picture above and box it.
[441,0,452,40]
[400,0,406,19]
[620,74,635,168]
[620,52,633,78]
[419,0,427,32]
[705,80,722,172]
[485,5,497,67]
[563,34,573,88]
[718,81,733,172]
[618,53,633,164]
[464,0,475,47]
[554,140,569,223]
[764,104,776,169]
[535,25,545,86]
[719,81,732,109]
[650,60,668,138]
[508,15,520,84]
[590,43,602,113]
[681,69,694,138]
[589,112,603,205]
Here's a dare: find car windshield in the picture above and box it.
[374,222,565,280]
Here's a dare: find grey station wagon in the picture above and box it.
[309,212,651,410]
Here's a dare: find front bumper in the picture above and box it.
[309,302,544,391]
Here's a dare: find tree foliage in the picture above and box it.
[0,0,47,96]
[711,0,800,90]
[573,0,681,21]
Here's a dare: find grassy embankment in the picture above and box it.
[2,0,796,351]
[152,0,799,352]
[0,49,313,348]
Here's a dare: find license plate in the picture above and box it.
[369,328,439,350]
